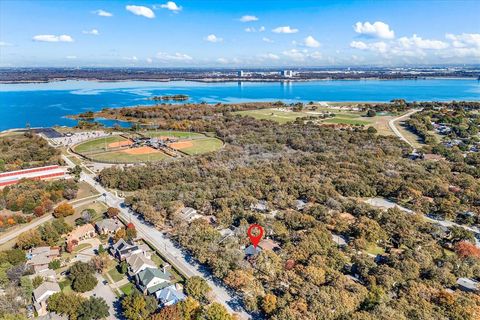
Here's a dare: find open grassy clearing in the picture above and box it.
[75,181,100,199]
[142,131,205,139]
[235,108,309,124]
[322,117,371,125]
[179,138,223,155]
[73,135,127,153]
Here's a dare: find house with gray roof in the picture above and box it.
[178,207,199,222]
[457,277,479,292]
[135,267,171,295]
[95,218,122,235]
[127,252,156,276]
[33,281,61,316]
[155,284,186,306]
[111,238,144,261]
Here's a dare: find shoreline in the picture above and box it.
[0,76,478,85]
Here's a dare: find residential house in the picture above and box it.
[250,200,268,212]
[135,267,171,295]
[155,284,186,306]
[295,199,307,211]
[27,247,60,273]
[127,252,156,276]
[66,224,95,244]
[178,207,199,222]
[111,239,150,261]
[457,277,479,292]
[95,218,122,235]
[33,281,61,316]
[244,239,281,257]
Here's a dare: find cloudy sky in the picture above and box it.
[0,0,479,67]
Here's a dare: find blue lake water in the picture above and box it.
[0,79,479,131]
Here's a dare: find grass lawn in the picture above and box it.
[235,108,309,124]
[178,138,223,155]
[120,283,134,295]
[59,279,72,293]
[75,181,100,199]
[65,201,107,225]
[73,135,127,153]
[73,243,92,253]
[107,266,125,283]
[90,150,171,163]
[142,131,205,139]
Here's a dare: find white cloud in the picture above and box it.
[304,36,320,48]
[65,55,77,59]
[259,26,265,32]
[260,53,280,60]
[158,1,182,12]
[240,15,258,22]
[156,52,192,61]
[93,9,113,17]
[350,41,368,50]
[33,34,74,42]
[0,41,13,47]
[446,33,480,48]
[282,49,322,61]
[82,29,99,35]
[262,37,274,43]
[146,58,153,63]
[272,26,299,34]
[123,56,138,61]
[398,34,448,50]
[354,21,394,39]
[245,27,255,33]
[217,58,228,64]
[205,34,222,43]
[126,5,155,18]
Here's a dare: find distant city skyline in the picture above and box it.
[0,0,479,67]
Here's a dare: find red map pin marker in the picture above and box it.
[247,224,264,248]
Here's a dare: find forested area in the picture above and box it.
[0,132,62,172]
[96,103,480,319]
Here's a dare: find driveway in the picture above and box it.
[82,274,118,320]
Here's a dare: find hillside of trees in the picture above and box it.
[0,132,62,172]
[96,106,480,319]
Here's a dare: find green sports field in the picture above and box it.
[73,135,128,153]
[178,138,224,155]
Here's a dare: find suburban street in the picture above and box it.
[62,155,251,319]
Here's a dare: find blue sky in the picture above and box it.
[0,0,479,67]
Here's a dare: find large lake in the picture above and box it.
[0,79,479,131]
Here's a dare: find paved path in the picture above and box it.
[62,155,251,319]
[0,214,53,245]
[388,109,421,147]
[0,195,100,246]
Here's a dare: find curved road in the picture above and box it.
[388,109,421,147]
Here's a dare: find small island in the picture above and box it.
[150,94,189,101]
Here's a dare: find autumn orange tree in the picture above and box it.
[53,202,75,218]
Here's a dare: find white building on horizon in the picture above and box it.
[281,70,294,78]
